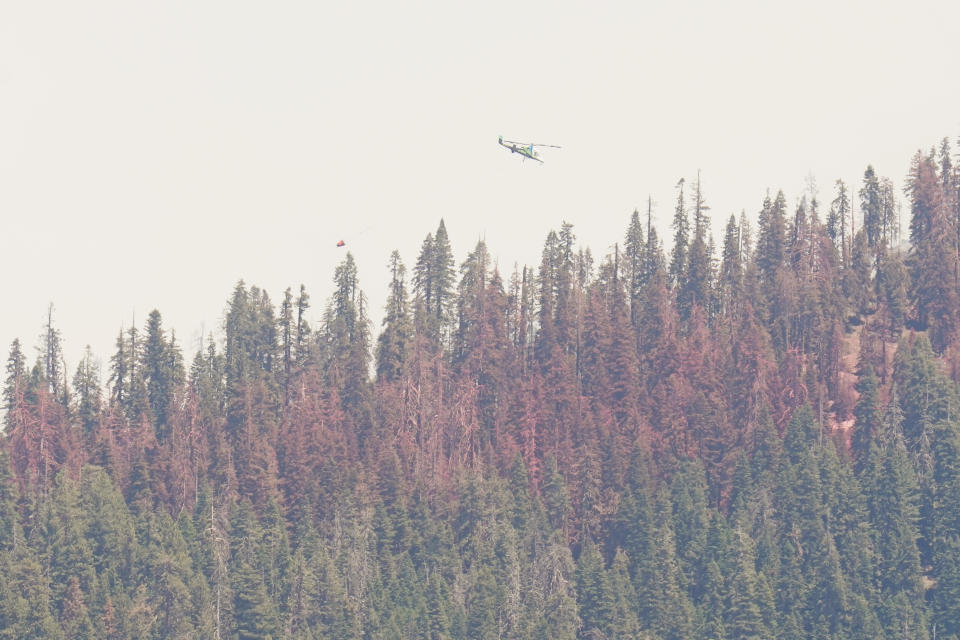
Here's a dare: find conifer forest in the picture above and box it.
[5,140,960,639]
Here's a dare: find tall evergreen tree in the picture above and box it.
[851,364,882,472]
[847,227,874,316]
[624,207,647,329]
[670,178,689,293]
[142,309,185,439]
[755,190,788,292]
[669,457,709,596]
[605,547,643,639]
[323,252,372,414]
[39,303,67,407]
[3,339,27,426]
[123,322,150,421]
[860,164,883,252]
[828,179,851,267]
[71,345,101,436]
[724,531,768,640]
[0,543,62,638]
[542,454,571,537]
[376,250,412,383]
[719,214,743,316]
[877,249,910,335]
[230,501,282,640]
[222,282,282,506]
[414,220,457,348]
[575,538,606,637]
[906,149,959,351]
[0,449,23,552]
[682,172,713,320]
[864,425,928,638]
[279,287,295,406]
[106,328,127,409]
[637,491,695,640]
[880,175,900,250]
[295,284,312,366]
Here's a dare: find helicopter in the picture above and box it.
[498,136,560,163]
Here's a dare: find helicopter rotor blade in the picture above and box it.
[501,140,560,149]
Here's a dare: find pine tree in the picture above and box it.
[453,240,491,368]
[719,214,743,317]
[828,179,851,267]
[645,204,668,289]
[894,332,957,461]
[106,329,127,409]
[880,175,900,250]
[860,165,883,252]
[377,250,412,382]
[295,284,312,366]
[906,149,960,351]
[414,220,457,348]
[606,260,640,428]
[424,566,453,640]
[699,557,728,640]
[44,472,97,618]
[532,542,580,640]
[554,222,578,354]
[58,575,94,638]
[144,310,168,429]
[39,303,67,407]
[260,498,291,605]
[613,440,655,577]
[580,287,612,406]
[230,500,282,640]
[3,339,26,426]
[575,538,606,637]
[6,364,80,496]
[638,491,694,640]
[933,533,960,637]
[223,282,282,506]
[670,178,689,293]
[724,531,768,640]
[322,252,372,419]
[847,227,874,316]
[755,191,787,291]
[682,171,713,320]
[122,323,150,422]
[864,429,927,638]
[670,458,709,598]
[0,545,63,639]
[466,562,501,640]
[605,548,642,639]
[0,449,24,553]
[877,250,910,336]
[532,226,580,462]
[71,346,101,436]
[542,454,571,537]
[79,467,137,599]
[224,282,278,397]
[279,287,295,406]
[535,229,562,364]
[851,364,882,471]
[624,207,647,328]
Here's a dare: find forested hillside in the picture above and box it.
[3,140,960,639]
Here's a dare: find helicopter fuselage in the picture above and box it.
[499,139,542,162]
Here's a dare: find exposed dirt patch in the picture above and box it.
[827,319,901,449]
[830,325,862,436]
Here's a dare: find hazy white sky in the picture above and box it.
[2,0,959,376]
